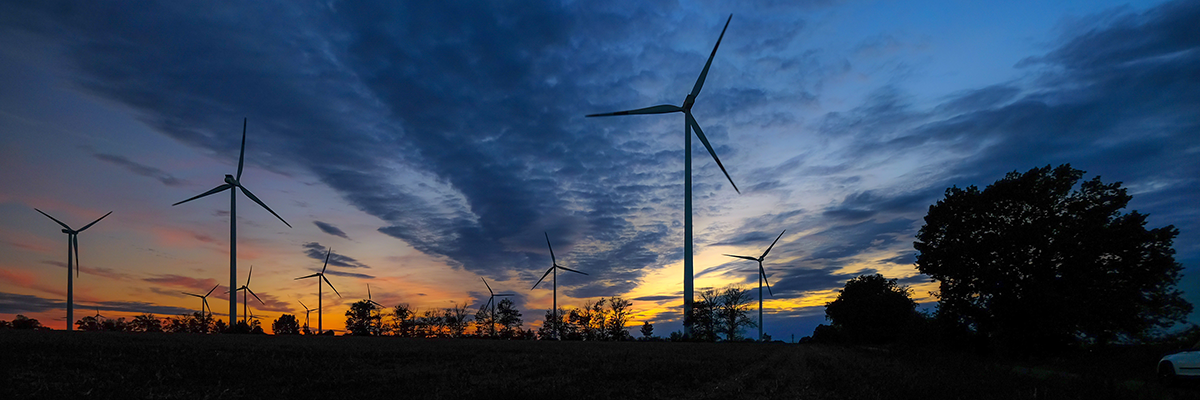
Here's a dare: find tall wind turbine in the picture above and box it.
[724,229,785,341]
[531,232,588,340]
[298,300,319,333]
[35,208,112,331]
[294,248,340,333]
[173,118,291,327]
[586,15,740,337]
[182,284,220,317]
[229,265,264,324]
[481,277,514,337]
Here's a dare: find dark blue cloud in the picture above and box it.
[92,153,186,187]
[313,220,349,240]
[302,242,371,270]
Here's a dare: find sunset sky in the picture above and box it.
[1,0,1196,337]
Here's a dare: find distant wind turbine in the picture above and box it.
[586,15,740,337]
[35,208,112,331]
[724,230,785,341]
[481,277,514,337]
[228,265,264,324]
[366,284,384,309]
[173,118,291,327]
[294,248,340,333]
[298,300,319,333]
[182,284,220,317]
[532,232,588,340]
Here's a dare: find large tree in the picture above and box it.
[345,300,382,336]
[915,164,1191,350]
[824,274,917,344]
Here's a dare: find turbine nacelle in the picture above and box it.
[224,174,239,186]
[682,94,697,111]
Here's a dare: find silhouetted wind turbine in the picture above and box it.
[532,232,588,340]
[724,229,784,341]
[481,277,514,337]
[299,300,319,333]
[173,118,291,327]
[366,284,384,310]
[228,265,264,324]
[182,284,220,317]
[294,248,340,333]
[586,15,740,337]
[34,208,112,331]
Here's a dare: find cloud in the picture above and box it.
[92,153,186,187]
[0,291,196,316]
[142,274,220,291]
[301,242,370,269]
[313,220,350,240]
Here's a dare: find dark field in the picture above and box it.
[2,330,1198,400]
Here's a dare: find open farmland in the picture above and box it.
[2,330,1198,399]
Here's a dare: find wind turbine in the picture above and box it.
[34,208,112,331]
[366,284,385,309]
[172,118,291,327]
[298,300,319,333]
[229,265,264,325]
[586,15,740,337]
[481,277,514,337]
[182,284,220,318]
[724,229,785,341]
[294,248,340,333]
[531,232,588,340]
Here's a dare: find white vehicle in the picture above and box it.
[1158,347,1200,385]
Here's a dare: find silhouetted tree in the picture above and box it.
[11,315,41,330]
[473,303,494,337]
[130,314,162,333]
[75,316,102,331]
[495,298,522,338]
[916,164,1192,351]
[538,308,566,340]
[272,314,300,335]
[685,288,720,342]
[101,317,130,332]
[444,302,470,338]
[389,304,416,337]
[416,309,445,338]
[607,296,634,340]
[345,300,382,336]
[640,321,654,340]
[213,319,227,333]
[824,274,917,344]
[0,320,11,329]
[716,286,755,341]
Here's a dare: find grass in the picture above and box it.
[2,330,1198,399]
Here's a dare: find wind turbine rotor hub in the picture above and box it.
[223,175,239,185]
[682,94,696,110]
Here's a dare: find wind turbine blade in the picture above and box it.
[544,232,557,266]
[246,265,253,286]
[323,275,341,297]
[531,267,554,290]
[690,15,732,98]
[760,264,773,296]
[557,266,588,276]
[182,292,202,298]
[368,284,372,300]
[294,273,320,280]
[299,300,308,310]
[687,114,739,194]
[238,186,291,228]
[321,248,331,274]
[78,211,113,232]
[205,284,219,297]
[73,235,80,277]
[173,184,233,206]
[586,104,682,117]
[247,288,264,305]
[482,277,493,295]
[236,118,247,181]
[724,254,760,261]
[34,208,71,230]
[202,298,211,314]
[761,230,786,259]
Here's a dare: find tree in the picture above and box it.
[390,304,416,337]
[75,316,102,331]
[715,286,755,341]
[444,302,470,338]
[131,314,162,333]
[685,288,719,342]
[606,296,634,340]
[272,314,300,335]
[640,321,654,340]
[345,300,382,336]
[101,317,130,332]
[824,274,917,344]
[495,298,522,338]
[11,315,42,330]
[916,164,1192,351]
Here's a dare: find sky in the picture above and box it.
[0,0,1196,338]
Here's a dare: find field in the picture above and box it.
[2,330,1198,400]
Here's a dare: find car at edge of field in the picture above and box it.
[1158,348,1200,385]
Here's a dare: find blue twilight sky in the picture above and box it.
[0,0,1196,336]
